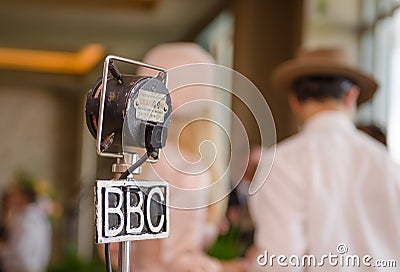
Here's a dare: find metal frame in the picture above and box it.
[96,55,168,158]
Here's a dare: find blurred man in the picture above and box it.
[0,174,52,272]
[248,48,400,271]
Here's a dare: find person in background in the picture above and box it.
[102,42,244,272]
[247,48,400,271]
[0,172,52,272]
[134,42,244,272]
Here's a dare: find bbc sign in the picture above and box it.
[95,180,169,244]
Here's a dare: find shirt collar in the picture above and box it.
[302,111,355,133]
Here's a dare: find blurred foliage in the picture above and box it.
[207,225,252,260]
[47,251,106,272]
[13,170,62,220]
[14,170,58,200]
[317,0,329,16]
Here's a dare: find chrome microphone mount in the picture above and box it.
[85,55,172,272]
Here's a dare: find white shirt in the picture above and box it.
[1,204,52,272]
[249,111,400,271]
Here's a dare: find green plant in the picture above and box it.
[48,251,106,272]
[207,225,251,260]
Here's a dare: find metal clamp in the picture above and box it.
[96,55,168,158]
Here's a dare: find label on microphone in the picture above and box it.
[95,179,169,243]
[134,90,168,123]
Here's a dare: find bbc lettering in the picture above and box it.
[95,180,169,243]
[104,186,166,236]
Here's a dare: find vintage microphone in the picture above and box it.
[85,55,172,272]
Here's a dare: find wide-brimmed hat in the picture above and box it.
[137,42,215,117]
[270,48,378,104]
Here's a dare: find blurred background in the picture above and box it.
[0,0,400,270]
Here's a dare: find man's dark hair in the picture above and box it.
[292,76,355,102]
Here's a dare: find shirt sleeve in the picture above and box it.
[249,149,307,271]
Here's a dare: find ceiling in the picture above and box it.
[0,0,230,59]
[0,0,230,92]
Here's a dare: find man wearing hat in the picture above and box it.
[247,48,400,271]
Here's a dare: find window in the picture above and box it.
[359,0,400,162]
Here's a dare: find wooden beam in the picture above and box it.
[3,0,159,10]
[0,44,105,75]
